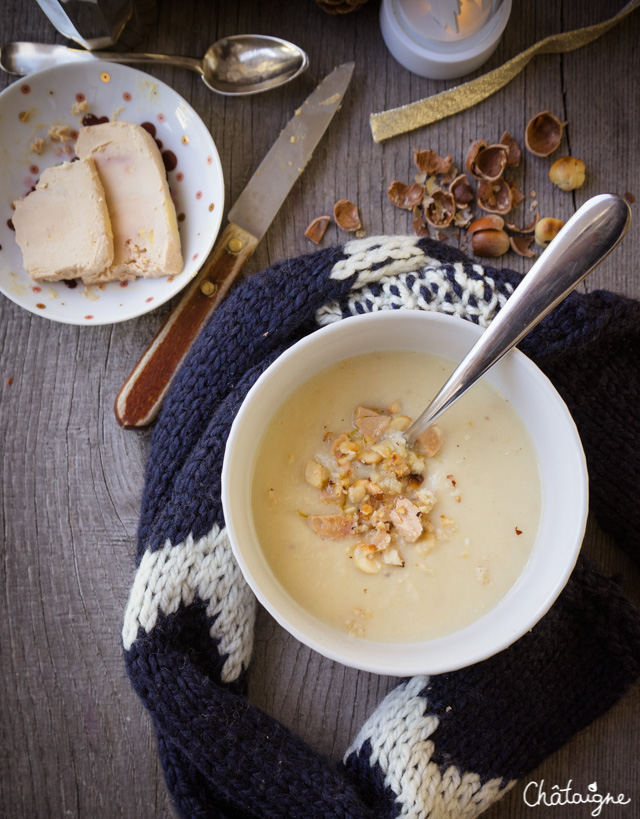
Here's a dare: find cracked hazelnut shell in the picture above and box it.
[423,190,455,228]
[525,111,564,157]
[387,181,425,210]
[477,179,513,214]
[304,215,331,244]
[333,199,361,231]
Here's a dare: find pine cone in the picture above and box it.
[314,0,370,13]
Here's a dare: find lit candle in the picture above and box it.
[380,0,512,80]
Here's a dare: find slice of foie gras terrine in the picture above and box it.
[75,121,183,284]
[12,157,114,283]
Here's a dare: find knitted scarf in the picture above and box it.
[123,235,640,819]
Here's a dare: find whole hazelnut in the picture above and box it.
[549,156,586,191]
[470,229,510,258]
[535,217,565,248]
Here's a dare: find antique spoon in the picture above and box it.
[0,35,309,95]
[405,193,632,444]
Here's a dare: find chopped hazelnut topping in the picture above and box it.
[304,404,454,573]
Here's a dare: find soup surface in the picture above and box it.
[251,350,541,642]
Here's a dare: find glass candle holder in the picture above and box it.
[380,0,513,80]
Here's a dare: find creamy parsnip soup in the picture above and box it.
[251,350,541,642]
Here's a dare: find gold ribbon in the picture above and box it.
[370,0,640,143]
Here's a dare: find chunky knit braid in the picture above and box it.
[123,235,640,818]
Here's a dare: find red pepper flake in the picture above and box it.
[5,377,13,386]
[515,526,523,535]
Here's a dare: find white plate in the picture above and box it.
[0,61,224,325]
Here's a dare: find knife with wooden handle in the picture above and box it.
[114,61,355,428]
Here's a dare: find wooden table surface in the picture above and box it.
[1,1,638,816]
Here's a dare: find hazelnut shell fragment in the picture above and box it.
[506,213,539,235]
[387,181,425,210]
[464,139,488,178]
[414,149,453,175]
[525,110,564,157]
[509,235,536,257]
[304,215,331,244]
[548,156,586,191]
[333,199,361,231]
[423,189,456,228]
[472,144,508,181]
[468,215,505,235]
[449,173,474,208]
[477,179,513,214]
[500,131,522,167]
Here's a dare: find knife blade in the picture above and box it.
[114,62,355,428]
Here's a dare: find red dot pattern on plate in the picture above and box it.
[192,253,199,261]
[176,172,184,182]
[76,93,85,102]
[206,156,213,165]
[84,315,94,320]
[32,286,42,293]
[70,129,79,139]
[29,165,39,175]
[123,92,132,102]
[21,84,30,94]
[157,113,166,123]
[195,191,202,200]
[145,297,154,303]
[119,281,129,287]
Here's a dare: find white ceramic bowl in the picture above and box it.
[222,310,588,676]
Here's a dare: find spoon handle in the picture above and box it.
[405,193,631,443]
[1,42,202,76]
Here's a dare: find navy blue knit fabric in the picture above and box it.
[124,236,640,819]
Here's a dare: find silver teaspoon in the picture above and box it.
[405,193,631,445]
[0,35,309,95]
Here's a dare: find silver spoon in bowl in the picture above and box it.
[0,35,309,95]
[405,193,632,445]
